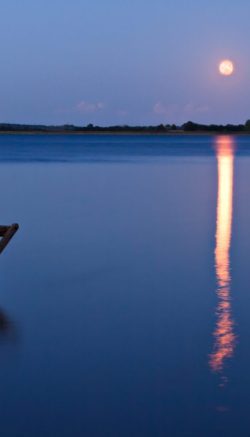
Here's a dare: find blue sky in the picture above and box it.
[1,0,250,125]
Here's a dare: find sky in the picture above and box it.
[1,0,250,126]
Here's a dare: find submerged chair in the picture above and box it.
[0,224,19,254]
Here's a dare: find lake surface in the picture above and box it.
[0,134,250,436]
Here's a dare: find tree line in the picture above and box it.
[1,120,250,133]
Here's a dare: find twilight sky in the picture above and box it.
[1,0,250,125]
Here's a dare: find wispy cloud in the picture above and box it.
[183,102,209,115]
[55,100,105,116]
[153,102,178,117]
[117,109,128,117]
[153,102,209,120]
[76,101,105,113]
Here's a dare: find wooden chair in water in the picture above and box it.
[0,224,19,254]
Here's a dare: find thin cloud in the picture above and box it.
[183,103,209,115]
[117,109,128,117]
[153,102,178,117]
[76,101,104,113]
[153,102,209,120]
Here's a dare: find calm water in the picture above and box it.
[0,134,250,436]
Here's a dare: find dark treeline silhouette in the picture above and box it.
[1,120,250,133]
[182,121,246,132]
[0,123,178,133]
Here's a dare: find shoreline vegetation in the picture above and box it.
[1,120,250,134]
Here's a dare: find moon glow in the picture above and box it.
[219,60,234,76]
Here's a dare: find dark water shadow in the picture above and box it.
[0,307,18,343]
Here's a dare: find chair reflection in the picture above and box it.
[0,224,19,340]
[0,308,15,338]
[210,136,236,379]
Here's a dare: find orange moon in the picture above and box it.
[219,60,234,76]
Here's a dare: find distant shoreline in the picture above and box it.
[0,121,250,135]
[0,130,250,136]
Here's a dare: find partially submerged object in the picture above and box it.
[0,224,19,254]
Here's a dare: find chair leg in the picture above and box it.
[0,224,19,254]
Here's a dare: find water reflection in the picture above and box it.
[210,136,236,378]
[0,307,16,341]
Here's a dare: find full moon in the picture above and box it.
[219,60,234,76]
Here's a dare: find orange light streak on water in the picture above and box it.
[210,136,235,374]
